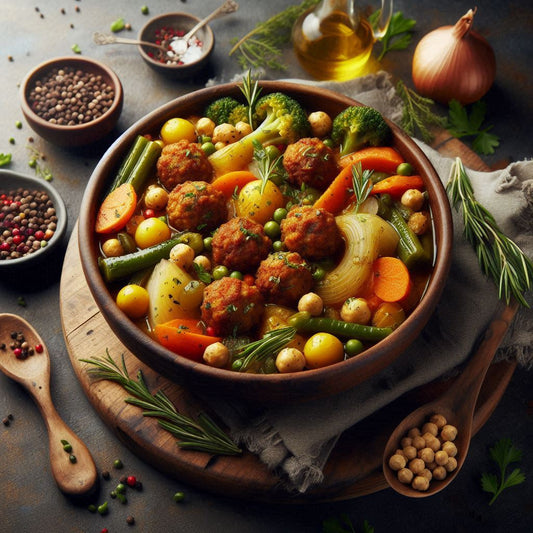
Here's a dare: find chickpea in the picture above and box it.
[441,424,458,442]
[193,255,212,272]
[275,347,306,373]
[144,185,169,211]
[388,454,407,471]
[407,427,421,439]
[402,445,417,461]
[394,449,407,459]
[429,413,447,428]
[212,123,238,144]
[400,437,413,448]
[432,466,447,481]
[425,461,437,471]
[445,457,458,472]
[441,441,457,458]
[408,211,430,235]
[341,297,371,324]
[235,121,252,138]
[418,447,435,464]
[421,422,438,437]
[408,458,425,475]
[196,117,215,137]
[435,450,449,466]
[102,238,125,257]
[401,189,425,211]
[298,292,324,316]
[203,342,230,368]
[307,111,332,138]
[169,243,195,269]
[411,475,430,492]
[420,468,433,481]
[397,467,414,485]
[412,435,426,450]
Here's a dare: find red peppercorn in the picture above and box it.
[126,475,137,487]
[143,209,155,219]
[35,344,44,353]
[206,326,216,337]
[13,348,23,359]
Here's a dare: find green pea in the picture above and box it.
[173,491,185,503]
[177,232,204,254]
[141,5,149,15]
[396,162,413,176]
[212,265,229,280]
[263,220,281,240]
[231,358,243,371]
[201,141,216,156]
[312,266,326,281]
[28,159,37,169]
[273,207,288,224]
[262,356,277,374]
[264,144,281,161]
[15,120,22,129]
[322,138,334,148]
[272,240,284,252]
[345,338,364,357]
[203,236,213,252]
[230,271,243,280]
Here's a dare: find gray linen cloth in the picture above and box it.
[208,72,533,493]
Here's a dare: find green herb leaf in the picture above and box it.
[252,140,283,194]
[447,158,533,307]
[110,17,125,33]
[370,11,416,61]
[81,350,242,456]
[0,153,12,167]
[351,162,373,213]
[447,100,500,155]
[395,80,446,143]
[71,44,82,54]
[481,438,526,505]
[239,70,262,128]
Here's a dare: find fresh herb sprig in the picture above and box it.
[395,80,447,143]
[481,438,526,505]
[369,11,416,61]
[351,162,373,213]
[253,140,283,194]
[229,0,321,71]
[239,70,262,128]
[447,99,500,155]
[81,351,242,456]
[447,158,533,306]
[236,326,296,372]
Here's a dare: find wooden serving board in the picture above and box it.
[60,134,516,502]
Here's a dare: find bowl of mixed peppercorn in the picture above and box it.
[20,56,123,147]
[0,170,67,267]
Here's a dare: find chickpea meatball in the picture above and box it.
[281,205,342,261]
[166,181,227,235]
[200,277,264,336]
[255,251,313,307]
[157,140,213,190]
[211,217,272,273]
[282,137,339,190]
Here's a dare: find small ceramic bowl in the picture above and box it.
[0,169,67,269]
[20,56,123,147]
[137,12,214,79]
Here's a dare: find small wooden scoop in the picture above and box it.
[0,313,98,497]
[382,301,518,497]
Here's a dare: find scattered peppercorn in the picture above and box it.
[69,454,77,463]
[8,56,14,62]
[173,491,185,502]
[2,417,10,426]
[113,458,124,469]
[15,121,22,129]
[9,137,15,144]
[141,6,149,15]
[101,470,110,480]
[126,475,137,487]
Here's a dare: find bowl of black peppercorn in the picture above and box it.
[20,56,124,147]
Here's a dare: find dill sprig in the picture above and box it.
[447,158,533,307]
[236,326,296,372]
[351,162,374,213]
[229,0,321,71]
[395,80,446,143]
[81,351,242,456]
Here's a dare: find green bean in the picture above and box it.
[389,207,427,269]
[126,140,162,194]
[99,237,182,283]
[288,312,393,342]
[109,135,149,193]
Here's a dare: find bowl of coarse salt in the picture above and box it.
[20,56,123,147]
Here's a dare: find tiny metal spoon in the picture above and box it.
[382,301,518,497]
[93,32,168,52]
[0,313,98,497]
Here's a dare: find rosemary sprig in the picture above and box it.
[239,70,262,128]
[395,80,446,143]
[351,162,374,213]
[253,140,283,194]
[80,351,242,456]
[447,158,533,307]
[229,0,320,71]
[236,326,296,372]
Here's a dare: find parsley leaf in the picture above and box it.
[481,438,526,505]
[446,99,500,155]
[369,11,416,61]
[0,153,12,166]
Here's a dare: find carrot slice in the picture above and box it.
[313,164,356,214]
[339,146,405,174]
[210,170,258,199]
[153,319,221,362]
[371,174,424,197]
[95,182,138,234]
[371,256,412,303]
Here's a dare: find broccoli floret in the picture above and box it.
[208,92,310,175]
[331,106,391,157]
[204,97,248,126]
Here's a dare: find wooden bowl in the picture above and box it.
[20,56,123,147]
[78,81,453,405]
[137,12,214,79]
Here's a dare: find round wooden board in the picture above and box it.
[60,226,516,502]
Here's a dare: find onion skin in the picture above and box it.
[412,9,496,105]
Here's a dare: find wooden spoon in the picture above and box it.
[382,301,518,497]
[0,313,98,497]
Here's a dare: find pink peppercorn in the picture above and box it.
[35,344,43,353]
